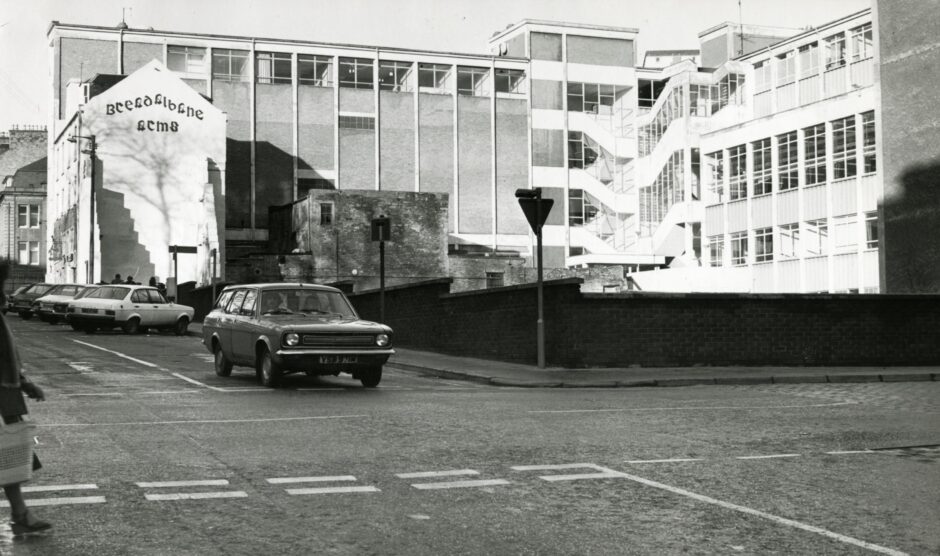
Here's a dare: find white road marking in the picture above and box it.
[67,362,94,373]
[22,484,98,493]
[286,486,380,495]
[511,463,621,482]
[0,496,106,508]
[529,402,855,414]
[396,469,479,479]
[736,454,802,460]
[136,480,229,488]
[521,463,907,556]
[72,339,224,391]
[267,476,357,484]
[826,450,876,455]
[139,390,203,395]
[411,479,510,490]
[625,458,702,464]
[62,393,124,397]
[145,491,248,501]
[409,514,431,520]
[40,415,367,427]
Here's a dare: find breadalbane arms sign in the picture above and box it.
[105,93,204,132]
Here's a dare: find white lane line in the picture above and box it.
[23,484,98,493]
[136,480,229,488]
[626,458,702,464]
[72,339,224,391]
[139,390,203,395]
[736,454,802,460]
[411,479,510,490]
[62,393,124,397]
[286,486,380,495]
[40,415,367,427]
[145,491,248,501]
[511,463,598,471]
[67,362,94,373]
[567,464,907,556]
[529,402,855,414]
[0,497,106,508]
[267,476,357,484]
[826,450,876,455]
[396,469,479,479]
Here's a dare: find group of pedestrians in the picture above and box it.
[107,274,168,295]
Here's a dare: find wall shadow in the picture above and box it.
[883,161,940,293]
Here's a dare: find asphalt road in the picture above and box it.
[2,316,938,555]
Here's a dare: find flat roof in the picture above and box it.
[48,21,528,62]
[733,8,871,61]
[489,19,639,43]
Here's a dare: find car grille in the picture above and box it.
[301,334,375,347]
[53,303,68,313]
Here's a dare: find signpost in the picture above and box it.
[515,188,554,368]
[371,216,390,323]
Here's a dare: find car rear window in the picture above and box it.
[86,286,131,300]
[26,284,53,295]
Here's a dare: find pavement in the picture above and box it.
[186,322,939,388]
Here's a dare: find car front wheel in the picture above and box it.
[257,347,282,388]
[214,345,233,377]
[18,311,32,320]
[359,366,382,388]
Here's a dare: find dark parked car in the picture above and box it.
[9,283,55,319]
[32,283,88,324]
[202,283,393,388]
[2,285,29,314]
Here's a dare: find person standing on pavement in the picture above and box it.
[0,260,51,534]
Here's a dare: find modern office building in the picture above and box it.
[45,8,889,293]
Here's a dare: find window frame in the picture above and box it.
[256,51,292,84]
[865,212,878,249]
[831,116,857,180]
[708,235,724,267]
[824,32,847,71]
[752,138,772,196]
[804,218,829,256]
[212,49,250,82]
[456,66,489,97]
[804,123,827,186]
[167,45,207,75]
[777,131,799,191]
[730,232,748,266]
[728,144,747,201]
[754,60,771,92]
[494,68,526,94]
[339,57,375,90]
[18,203,39,228]
[779,223,800,259]
[418,63,451,91]
[862,111,876,174]
[850,23,873,62]
[319,202,333,226]
[798,42,819,78]
[775,50,796,86]
[379,60,414,92]
[298,55,333,86]
[754,227,774,263]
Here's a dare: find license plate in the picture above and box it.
[81,308,98,314]
[318,355,358,364]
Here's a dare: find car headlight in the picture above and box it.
[284,333,300,347]
[376,334,390,347]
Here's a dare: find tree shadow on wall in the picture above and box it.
[883,161,940,293]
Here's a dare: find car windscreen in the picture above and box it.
[259,289,357,318]
[47,284,80,296]
[75,287,98,299]
[84,286,130,300]
[26,284,53,295]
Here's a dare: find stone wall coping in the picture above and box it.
[582,291,940,300]
[351,277,454,296]
[441,277,584,299]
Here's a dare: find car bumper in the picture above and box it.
[273,348,394,371]
[11,302,34,312]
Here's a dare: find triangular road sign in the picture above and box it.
[518,198,554,233]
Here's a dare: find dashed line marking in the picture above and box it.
[528,402,855,414]
[23,484,98,493]
[286,486,380,495]
[136,480,229,488]
[145,491,248,501]
[396,469,479,479]
[0,496,106,508]
[825,450,876,455]
[411,479,510,490]
[267,476,357,484]
[736,454,802,460]
[40,415,367,427]
[625,458,702,464]
[512,463,621,482]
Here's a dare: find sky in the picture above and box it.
[0,0,869,131]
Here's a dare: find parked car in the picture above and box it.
[33,283,88,324]
[1,285,30,314]
[202,283,394,388]
[9,283,55,319]
[66,284,194,335]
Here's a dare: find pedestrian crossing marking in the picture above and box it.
[411,479,510,490]
[136,480,229,488]
[396,469,479,479]
[267,475,357,484]
[0,496,106,508]
[22,484,99,493]
[511,463,622,482]
[145,491,248,501]
[286,486,380,495]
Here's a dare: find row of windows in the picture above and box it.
[337,115,375,130]
[709,213,877,267]
[706,111,876,201]
[689,74,746,117]
[753,23,872,92]
[174,46,526,94]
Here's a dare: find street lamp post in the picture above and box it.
[69,134,97,283]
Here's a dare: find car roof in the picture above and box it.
[221,282,343,294]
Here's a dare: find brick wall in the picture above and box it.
[349,278,940,367]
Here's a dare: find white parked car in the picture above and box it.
[67,284,194,335]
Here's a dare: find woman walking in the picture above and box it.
[0,261,51,534]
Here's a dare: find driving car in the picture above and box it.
[9,283,55,319]
[32,283,89,324]
[202,283,393,388]
[66,284,194,335]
